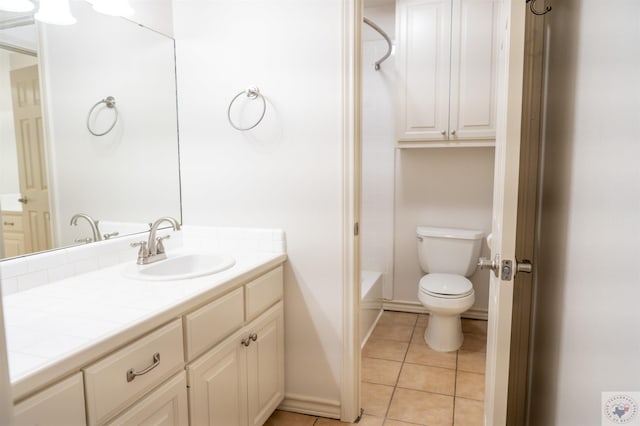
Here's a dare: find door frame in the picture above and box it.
[341,0,363,422]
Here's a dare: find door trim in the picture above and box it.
[341,0,362,422]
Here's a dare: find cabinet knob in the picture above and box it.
[451,130,456,136]
[440,130,446,136]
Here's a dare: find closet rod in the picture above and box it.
[363,17,392,71]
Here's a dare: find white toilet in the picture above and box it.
[416,226,484,352]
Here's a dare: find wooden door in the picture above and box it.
[10,65,51,254]
[449,0,500,140]
[483,0,527,424]
[105,373,188,426]
[187,327,248,426]
[396,0,452,142]
[246,303,285,426]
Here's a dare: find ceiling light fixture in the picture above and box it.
[0,0,35,13]
[34,0,76,25]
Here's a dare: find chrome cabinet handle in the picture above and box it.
[17,196,28,204]
[3,221,15,226]
[127,352,160,382]
[451,130,456,136]
[440,130,446,136]
[249,333,257,342]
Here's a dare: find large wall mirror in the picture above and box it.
[0,1,181,260]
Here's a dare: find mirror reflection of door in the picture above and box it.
[9,63,52,256]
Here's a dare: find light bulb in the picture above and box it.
[0,0,35,12]
[34,0,77,25]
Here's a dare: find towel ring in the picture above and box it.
[87,96,118,136]
[227,87,266,131]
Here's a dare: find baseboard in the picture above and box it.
[278,393,341,419]
[382,300,488,320]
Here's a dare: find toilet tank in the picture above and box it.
[416,226,484,276]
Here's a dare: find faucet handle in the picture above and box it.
[131,241,148,263]
[156,235,170,254]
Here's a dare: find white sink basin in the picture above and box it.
[122,253,235,281]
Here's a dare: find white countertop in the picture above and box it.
[3,249,286,401]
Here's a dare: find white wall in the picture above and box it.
[529,1,640,424]
[174,0,346,414]
[393,148,494,311]
[361,4,395,298]
[39,1,180,247]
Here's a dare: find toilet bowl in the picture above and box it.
[418,273,475,351]
[416,226,484,352]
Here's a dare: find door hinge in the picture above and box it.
[354,222,359,236]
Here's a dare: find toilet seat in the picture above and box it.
[419,273,473,299]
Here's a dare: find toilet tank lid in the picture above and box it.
[420,274,473,295]
[416,226,484,240]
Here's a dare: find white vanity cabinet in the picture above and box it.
[187,267,285,426]
[13,372,86,426]
[10,262,285,426]
[396,0,500,146]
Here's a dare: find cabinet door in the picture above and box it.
[14,372,86,426]
[105,372,188,426]
[397,0,452,142]
[187,327,248,426]
[449,0,500,139]
[246,302,285,426]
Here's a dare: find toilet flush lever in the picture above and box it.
[478,254,500,277]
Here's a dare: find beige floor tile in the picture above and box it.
[459,333,486,353]
[387,388,453,426]
[416,314,429,327]
[411,327,426,344]
[457,348,486,374]
[397,363,455,395]
[362,382,395,417]
[264,410,317,426]
[454,397,484,426]
[455,371,485,401]
[371,323,414,343]
[378,311,419,327]
[363,338,410,362]
[383,420,424,426]
[405,342,457,370]
[362,357,402,386]
[359,415,385,426]
[461,319,487,336]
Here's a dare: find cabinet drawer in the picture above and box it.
[245,266,283,321]
[185,287,244,360]
[2,213,23,232]
[84,319,184,425]
[14,372,86,426]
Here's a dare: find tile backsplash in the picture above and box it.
[0,226,285,296]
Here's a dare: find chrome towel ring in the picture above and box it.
[227,87,266,131]
[87,96,118,136]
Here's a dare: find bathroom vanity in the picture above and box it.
[2,227,286,426]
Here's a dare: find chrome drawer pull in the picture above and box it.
[126,352,160,382]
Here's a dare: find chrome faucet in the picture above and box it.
[70,213,101,243]
[131,216,181,265]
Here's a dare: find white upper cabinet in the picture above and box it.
[396,0,500,146]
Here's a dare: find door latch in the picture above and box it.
[501,259,513,281]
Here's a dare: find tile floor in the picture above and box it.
[265,310,487,426]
